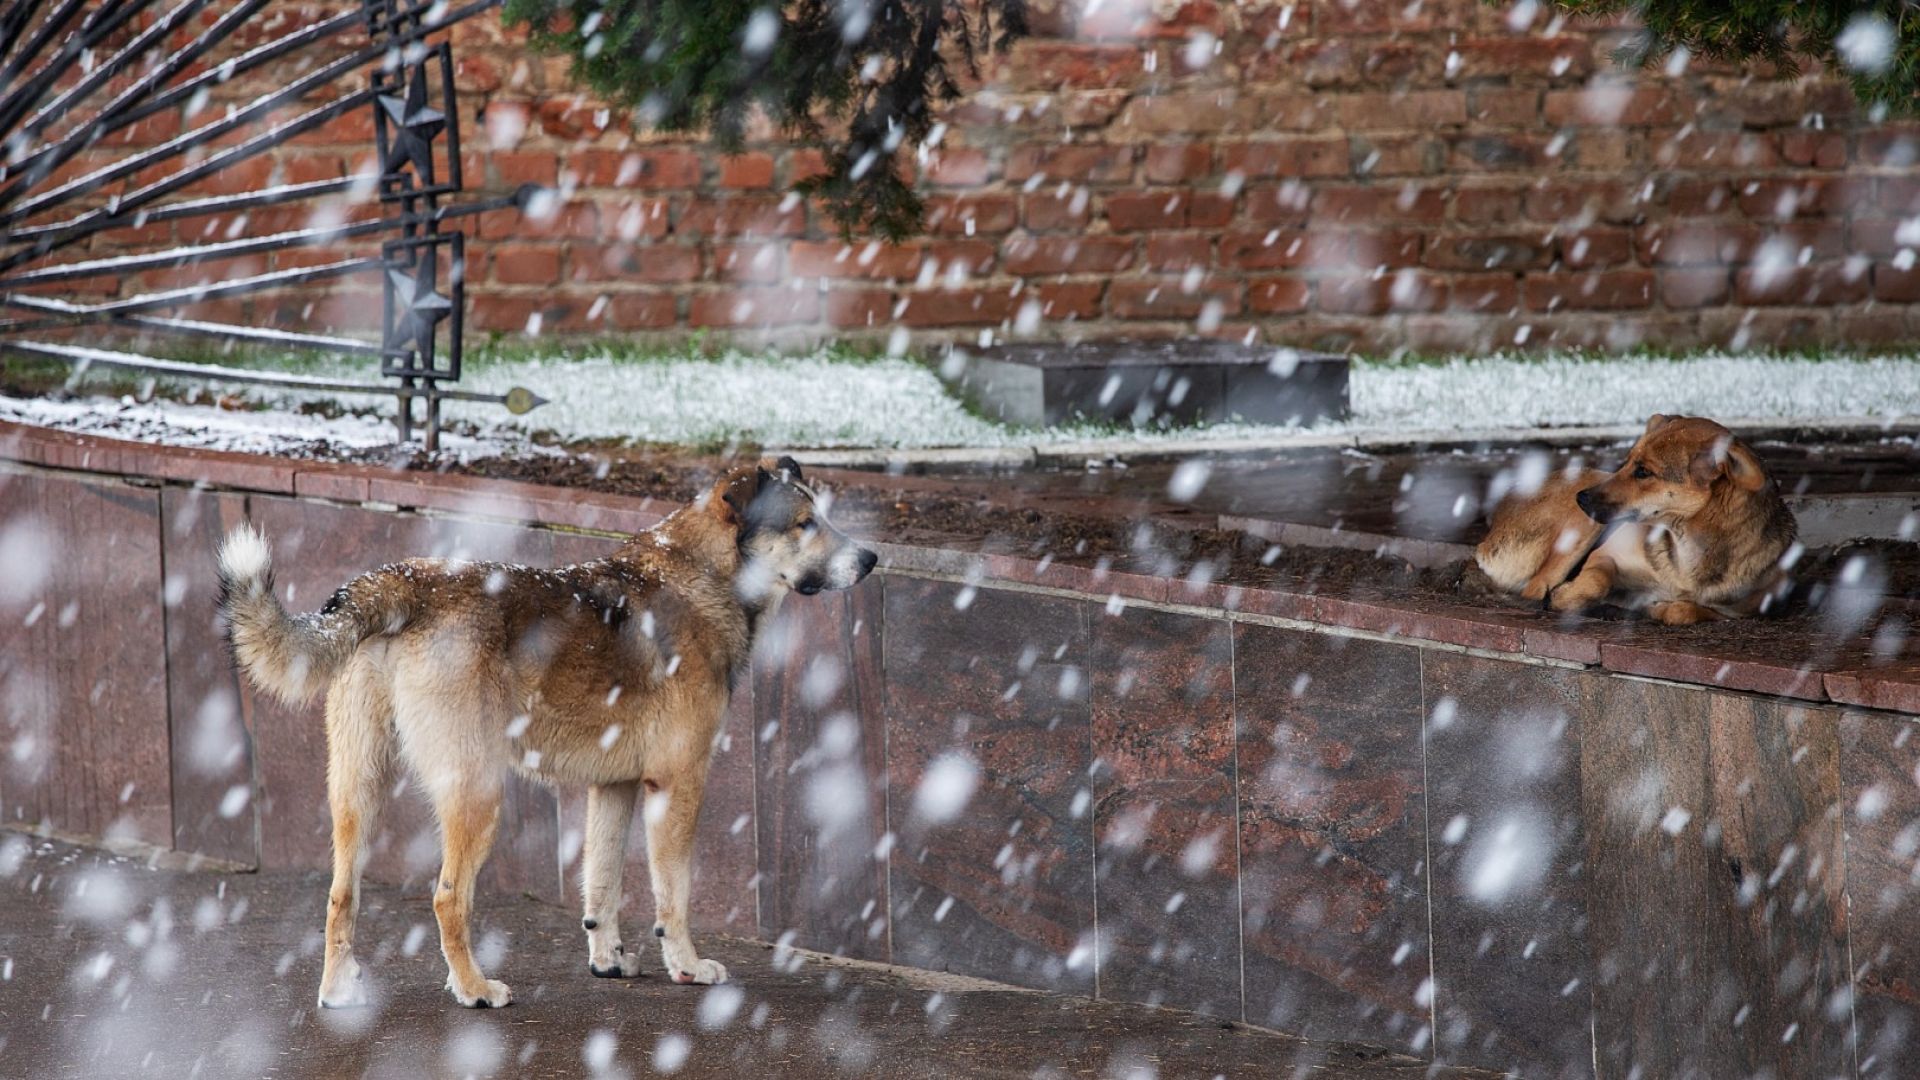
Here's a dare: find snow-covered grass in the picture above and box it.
[5,344,1920,454]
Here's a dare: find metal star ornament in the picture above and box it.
[386,250,452,363]
[377,64,446,182]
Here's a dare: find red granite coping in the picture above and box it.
[1825,664,1920,715]
[2,419,1911,716]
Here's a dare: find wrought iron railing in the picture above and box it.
[0,0,546,450]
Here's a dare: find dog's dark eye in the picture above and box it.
[1632,464,1653,480]
[798,520,817,534]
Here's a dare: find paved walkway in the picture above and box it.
[0,837,1496,1079]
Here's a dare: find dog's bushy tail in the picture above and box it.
[217,524,410,707]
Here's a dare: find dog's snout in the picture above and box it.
[856,548,878,577]
[1575,487,1610,523]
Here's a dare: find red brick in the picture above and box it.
[1424,233,1552,271]
[1106,191,1190,231]
[1650,129,1778,170]
[1454,38,1593,80]
[1561,228,1633,269]
[926,148,991,187]
[1352,135,1442,177]
[1638,224,1760,266]
[688,288,819,328]
[925,195,1018,236]
[1777,130,1848,169]
[536,97,611,141]
[1178,194,1229,230]
[677,198,806,239]
[1142,235,1213,271]
[1875,264,1920,303]
[1316,0,1452,34]
[1004,144,1134,183]
[922,241,999,277]
[1021,191,1093,232]
[1144,143,1212,183]
[1658,268,1728,308]
[1450,183,1523,224]
[1735,178,1839,220]
[1027,282,1107,320]
[1543,87,1682,127]
[896,287,1017,326]
[1217,138,1348,179]
[491,244,561,284]
[493,150,559,187]
[717,153,775,189]
[824,288,894,328]
[1247,276,1310,314]
[1524,270,1654,311]
[1332,90,1467,130]
[1222,230,1350,270]
[1316,184,1448,224]
[574,149,702,188]
[1001,235,1136,275]
[479,200,599,240]
[1450,134,1550,171]
[1526,181,1646,225]
[1451,273,1521,312]
[602,292,678,329]
[1734,263,1867,306]
[1467,87,1540,127]
[1320,273,1448,314]
[571,243,702,284]
[790,240,924,280]
[713,244,783,282]
[788,149,830,183]
[1004,41,1147,90]
[1109,278,1241,320]
[1243,185,1315,224]
[1116,91,1243,137]
[1079,0,1222,40]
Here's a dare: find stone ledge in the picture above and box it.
[2,418,1911,715]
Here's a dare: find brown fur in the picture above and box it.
[218,458,875,1008]
[1475,415,1797,625]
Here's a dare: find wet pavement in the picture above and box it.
[0,836,1496,1079]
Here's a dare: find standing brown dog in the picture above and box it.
[218,457,875,1009]
[1475,415,1796,625]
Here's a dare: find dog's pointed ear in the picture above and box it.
[775,455,804,482]
[1724,439,1768,492]
[1644,413,1672,434]
[1694,436,1768,491]
[715,465,765,526]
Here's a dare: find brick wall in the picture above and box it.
[20,1,1920,354]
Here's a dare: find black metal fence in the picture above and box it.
[0,0,545,450]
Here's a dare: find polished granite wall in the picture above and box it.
[2,456,1916,1077]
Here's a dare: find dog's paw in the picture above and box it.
[669,958,728,985]
[590,946,645,978]
[449,978,514,1008]
[1547,582,1593,613]
[317,957,370,1009]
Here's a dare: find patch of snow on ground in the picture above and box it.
[1353,354,1920,431]
[4,350,1919,453]
[0,393,530,460]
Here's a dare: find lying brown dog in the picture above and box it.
[1475,414,1797,625]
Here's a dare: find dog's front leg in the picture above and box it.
[581,781,644,977]
[644,771,728,985]
[1548,553,1617,613]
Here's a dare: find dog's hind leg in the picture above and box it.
[581,781,644,977]
[430,782,511,1007]
[317,664,395,1009]
[644,769,727,985]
